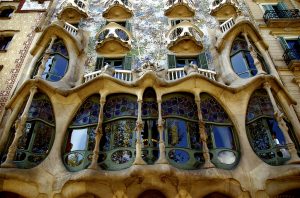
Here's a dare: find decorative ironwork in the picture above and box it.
[263,9,300,22]
[283,48,300,66]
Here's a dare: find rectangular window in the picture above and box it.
[95,56,132,71]
[0,8,14,18]
[167,52,208,69]
[0,36,12,51]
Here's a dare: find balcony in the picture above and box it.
[103,0,133,20]
[165,0,195,17]
[58,0,88,22]
[83,67,216,83]
[283,48,300,71]
[209,0,240,17]
[95,22,132,55]
[166,21,204,55]
[263,9,300,28]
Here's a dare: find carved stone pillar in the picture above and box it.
[1,86,38,168]
[195,96,214,168]
[35,35,57,78]
[156,99,168,164]
[133,99,146,165]
[242,32,265,75]
[89,97,105,169]
[263,82,300,163]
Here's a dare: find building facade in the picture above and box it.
[0,0,300,197]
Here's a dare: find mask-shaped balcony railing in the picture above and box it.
[263,9,300,27]
[58,0,88,20]
[103,0,133,19]
[209,0,239,15]
[166,21,203,52]
[165,0,195,17]
[96,22,132,54]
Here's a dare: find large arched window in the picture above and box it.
[246,89,293,165]
[2,93,55,169]
[32,39,69,82]
[99,94,137,170]
[141,88,159,164]
[230,35,268,78]
[201,93,239,169]
[162,93,201,170]
[63,94,100,171]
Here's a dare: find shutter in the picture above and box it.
[95,57,104,71]
[123,56,132,70]
[278,37,290,50]
[262,5,274,11]
[167,54,176,68]
[277,2,288,10]
[197,52,208,69]
[125,21,132,32]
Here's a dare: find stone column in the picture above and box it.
[35,35,57,78]
[88,96,105,169]
[156,99,168,164]
[263,82,300,163]
[195,95,214,168]
[242,32,265,75]
[133,99,146,165]
[1,86,38,168]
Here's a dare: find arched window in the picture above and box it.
[246,89,294,165]
[32,39,69,82]
[203,192,232,198]
[201,93,239,169]
[3,93,55,169]
[99,94,137,170]
[141,88,159,164]
[230,35,268,78]
[63,94,100,171]
[162,93,201,169]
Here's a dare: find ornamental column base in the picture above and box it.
[156,142,168,164]
[1,161,16,168]
[133,143,146,165]
[286,143,300,164]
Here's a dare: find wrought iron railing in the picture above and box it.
[74,0,86,9]
[283,48,300,65]
[263,9,300,23]
[166,0,195,7]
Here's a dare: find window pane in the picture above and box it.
[18,122,34,150]
[245,52,257,76]
[32,122,54,154]
[247,119,271,150]
[48,54,68,81]
[176,59,186,68]
[114,60,123,70]
[231,52,250,78]
[69,128,88,151]
[166,119,188,148]
[212,126,234,149]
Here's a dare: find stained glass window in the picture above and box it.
[32,39,69,82]
[64,94,100,171]
[201,93,238,168]
[162,93,201,169]
[5,93,56,169]
[246,89,293,165]
[101,94,137,170]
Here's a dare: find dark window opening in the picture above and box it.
[0,8,14,18]
[0,36,12,51]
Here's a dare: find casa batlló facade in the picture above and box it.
[0,0,300,197]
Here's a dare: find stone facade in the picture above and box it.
[0,0,300,197]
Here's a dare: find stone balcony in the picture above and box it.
[283,48,300,71]
[103,0,133,20]
[166,21,204,55]
[209,0,240,16]
[58,0,88,22]
[83,67,217,83]
[95,22,132,55]
[164,0,195,17]
[263,9,300,28]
